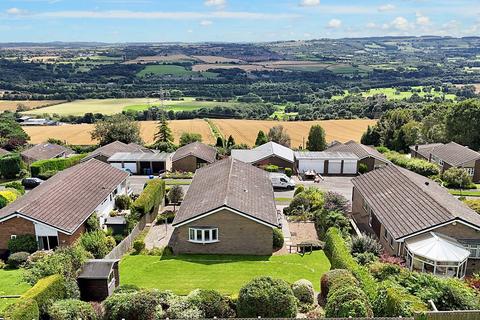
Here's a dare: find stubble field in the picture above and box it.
[0,100,64,112]
[23,119,375,147]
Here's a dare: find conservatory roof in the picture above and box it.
[405,232,470,263]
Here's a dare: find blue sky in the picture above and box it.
[0,0,479,42]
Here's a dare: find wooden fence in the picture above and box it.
[415,310,480,320]
[105,209,158,260]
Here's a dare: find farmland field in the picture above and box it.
[24,119,375,147]
[124,54,196,64]
[124,98,240,112]
[0,100,64,112]
[24,119,216,145]
[332,86,457,100]
[136,65,218,78]
[212,119,377,148]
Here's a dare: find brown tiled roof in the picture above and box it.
[0,159,129,234]
[326,141,387,162]
[128,143,154,153]
[172,157,278,227]
[352,165,480,240]
[172,142,217,163]
[82,141,144,162]
[0,148,10,156]
[409,143,443,159]
[420,142,480,166]
[21,143,74,162]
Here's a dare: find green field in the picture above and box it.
[332,86,457,100]
[120,252,330,296]
[0,269,31,315]
[137,65,217,78]
[123,98,239,113]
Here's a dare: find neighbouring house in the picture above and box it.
[351,165,480,277]
[108,152,172,175]
[77,259,120,301]
[169,157,280,255]
[171,142,217,172]
[231,141,295,172]
[0,159,130,256]
[82,141,151,163]
[21,143,74,164]
[410,142,480,183]
[0,148,10,156]
[326,140,389,172]
[295,151,359,175]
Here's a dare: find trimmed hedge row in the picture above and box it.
[385,151,439,177]
[0,153,23,179]
[374,280,427,317]
[132,179,166,215]
[4,298,39,320]
[22,274,67,316]
[30,154,86,178]
[324,227,378,302]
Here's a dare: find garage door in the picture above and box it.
[124,162,137,174]
[328,160,342,174]
[298,159,324,174]
[343,160,358,174]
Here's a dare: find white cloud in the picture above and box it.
[391,16,410,30]
[200,19,212,26]
[204,0,226,8]
[299,0,320,7]
[366,22,377,29]
[378,4,395,12]
[327,18,342,29]
[416,12,431,26]
[6,8,27,15]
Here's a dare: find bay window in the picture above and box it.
[188,227,218,244]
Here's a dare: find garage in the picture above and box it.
[107,152,172,175]
[295,151,359,176]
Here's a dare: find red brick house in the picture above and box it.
[171,142,217,172]
[169,158,280,255]
[21,143,74,164]
[0,159,129,256]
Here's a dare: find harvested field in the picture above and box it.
[192,63,268,72]
[212,119,377,148]
[0,100,64,112]
[23,120,215,145]
[124,54,195,64]
[192,55,243,63]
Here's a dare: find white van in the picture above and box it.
[269,173,296,190]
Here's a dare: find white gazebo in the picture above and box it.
[405,232,470,278]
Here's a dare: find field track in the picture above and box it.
[23,119,376,147]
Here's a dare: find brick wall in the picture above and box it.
[170,208,273,255]
[172,155,198,172]
[58,223,86,246]
[254,156,294,172]
[0,216,35,252]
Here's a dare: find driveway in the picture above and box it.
[128,175,152,194]
[299,176,354,202]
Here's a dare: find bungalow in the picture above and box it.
[169,157,280,255]
[326,140,389,172]
[82,141,151,163]
[171,142,217,172]
[0,159,129,255]
[351,165,480,277]
[21,143,74,164]
[410,142,480,183]
[295,151,359,175]
[231,142,295,172]
[108,152,172,175]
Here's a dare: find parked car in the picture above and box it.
[22,177,44,189]
[269,173,295,190]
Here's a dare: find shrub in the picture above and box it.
[351,233,382,256]
[156,210,175,224]
[237,276,297,318]
[115,284,140,294]
[368,262,402,281]
[354,252,378,266]
[23,274,67,316]
[0,153,23,179]
[37,170,57,180]
[376,146,389,153]
[323,191,349,214]
[104,290,160,320]
[78,231,113,258]
[85,215,100,231]
[320,269,358,300]
[265,164,279,172]
[133,239,145,254]
[283,167,292,177]
[187,289,234,318]
[0,189,20,208]
[464,199,480,214]
[272,228,284,249]
[132,179,165,215]
[358,163,368,174]
[324,227,378,302]
[48,299,96,320]
[325,285,373,318]
[4,181,25,194]
[115,194,132,210]
[385,151,439,177]
[291,279,314,304]
[4,298,39,320]
[293,184,304,196]
[7,251,30,268]
[8,234,37,253]
[284,187,324,217]
[374,280,427,317]
[168,185,184,210]
[0,259,5,269]
[442,167,475,189]
[30,154,85,178]
[315,209,351,239]
[166,296,205,320]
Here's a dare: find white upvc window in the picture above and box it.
[188,227,219,244]
[363,199,369,212]
[463,167,475,177]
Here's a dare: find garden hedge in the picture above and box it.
[22,274,67,315]
[187,289,234,318]
[48,299,96,320]
[374,280,427,317]
[30,154,86,178]
[0,189,20,209]
[320,269,358,300]
[4,298,39,320]
[8,234,38,253]
[385,151,439,177]
[324,227,378,302]
[131,179,166,215]
[0,154,23,179]
[325,285,373,318]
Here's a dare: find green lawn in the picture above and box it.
[449,189,480,197]
[123,98,239,113]
[0,269,31,315]
[120,252,330,296]
[165,180,192,185]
